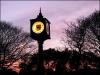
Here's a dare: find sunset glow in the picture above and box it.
[1,1,99,50]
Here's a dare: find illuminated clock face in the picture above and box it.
[32,21,44,34]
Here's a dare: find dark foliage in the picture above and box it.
[18,48,100,75]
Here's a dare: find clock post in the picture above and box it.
[30,9,50,75]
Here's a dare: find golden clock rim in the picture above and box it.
[32,21,44,34]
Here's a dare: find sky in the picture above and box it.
[1,1,99,50]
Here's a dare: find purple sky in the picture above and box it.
[1,1,99,50]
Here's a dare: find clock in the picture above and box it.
[32,21,44,34]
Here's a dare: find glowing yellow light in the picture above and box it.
[32,21,44,34]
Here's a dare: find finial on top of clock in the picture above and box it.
[37,7,43,18]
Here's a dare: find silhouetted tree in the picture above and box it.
[63,11,100,70]
[0,21,36,69]
[63,10,100,53]
[84,11,100,51]
[89,11,100,42]
[64,18,87,54]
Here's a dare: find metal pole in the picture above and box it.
[37,40,44,75]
